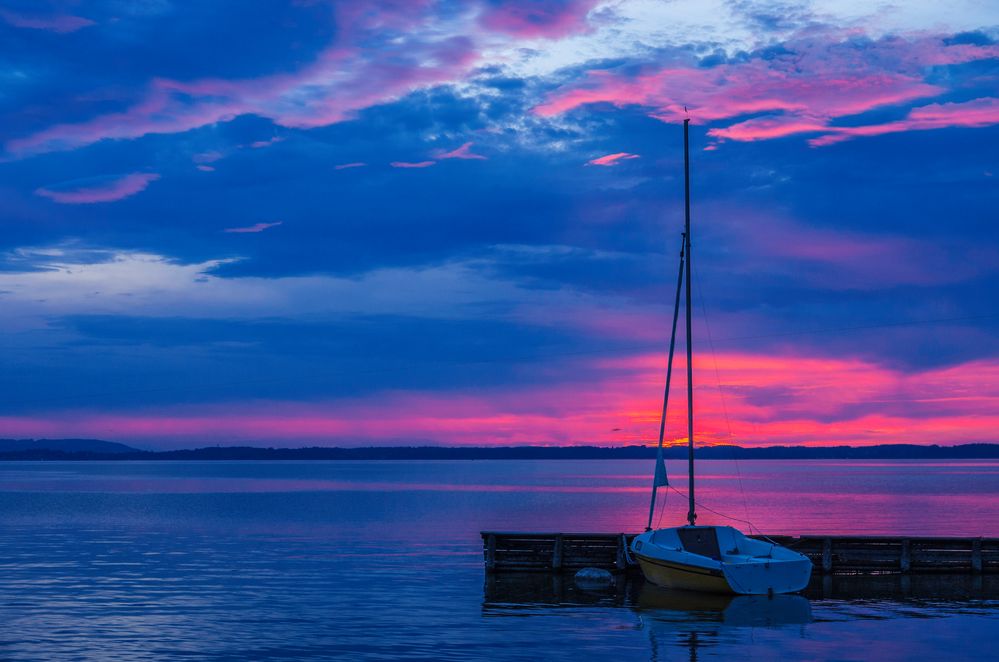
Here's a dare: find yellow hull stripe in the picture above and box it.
[634,552,722,577]
[635,553,734,594]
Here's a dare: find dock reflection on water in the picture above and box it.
[484,571,998,609]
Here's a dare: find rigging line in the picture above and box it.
[666,485,762,535]
[656,484,669,529]
[692,256,750,525]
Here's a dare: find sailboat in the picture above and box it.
[630,120,812,596]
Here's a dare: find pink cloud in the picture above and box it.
[390,160,436,168]
[435,142,487,160]
[196,165,216,172]
[0,9,94,33]
[335,162,367,170]
[250,137,283,148]
[537,64,941,128]
[708,116,830,142]
[224,221,283,233]
[2,353,997,447]
[697,206,992,289]
[193,150,223,164]
[34,172,160,204]
[536,33,999,146]
[587,152,639,166]
[478,0,600,39]
[6,4,480,158]
[808,97,999,146]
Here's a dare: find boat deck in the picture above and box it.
[481,532,999,575]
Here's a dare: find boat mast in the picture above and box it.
[683,118,696,527]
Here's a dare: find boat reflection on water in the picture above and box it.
[635,583,811,661]
[635,582,812,627]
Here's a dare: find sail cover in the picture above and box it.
[654,452,669,487]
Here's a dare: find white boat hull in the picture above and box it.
[632,525,812,595]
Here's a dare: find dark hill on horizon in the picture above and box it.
[0,438,140,454]
[0,440,997,460]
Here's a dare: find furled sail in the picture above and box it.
[654,451,669,487]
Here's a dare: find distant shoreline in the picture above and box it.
[1,440,997,461]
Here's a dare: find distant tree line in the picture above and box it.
[1,440,997,461]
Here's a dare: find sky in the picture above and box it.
[0,0,997,449]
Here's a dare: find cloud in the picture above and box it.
[535,32,999,146]
[592,352,999,446]
[477,0,601,38]
[807,97,999,146]
[224,221,283,234]
[390,160,436,168]
[334,162,367,170]
[0,246,541,323]
[5,4,480,158]
[435,141,487,160]
[6,0,999,158]
[2,351,996,446]
[697,208,993,289]
[34,173,160,204]
[193,150,223,164]
[587,152,639,166]
[250,136,283,148]
[9,4,996,160]
[192,150,223,171]
[0,9,94,33]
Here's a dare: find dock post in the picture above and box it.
[552,534,563,570]
[972,539,983,574]
[616,535,626,571]
[822,538,832,574]
[900,539,911,573]
[552,573,565,599]
[486,533,496,573]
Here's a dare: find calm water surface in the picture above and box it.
[0,460,996,660]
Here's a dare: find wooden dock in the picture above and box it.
[481,532,999,575]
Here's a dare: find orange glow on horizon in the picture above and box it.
[1,350,996,448]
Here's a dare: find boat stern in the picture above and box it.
[721,555,813,595]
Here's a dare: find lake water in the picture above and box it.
[0,459,996,660]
